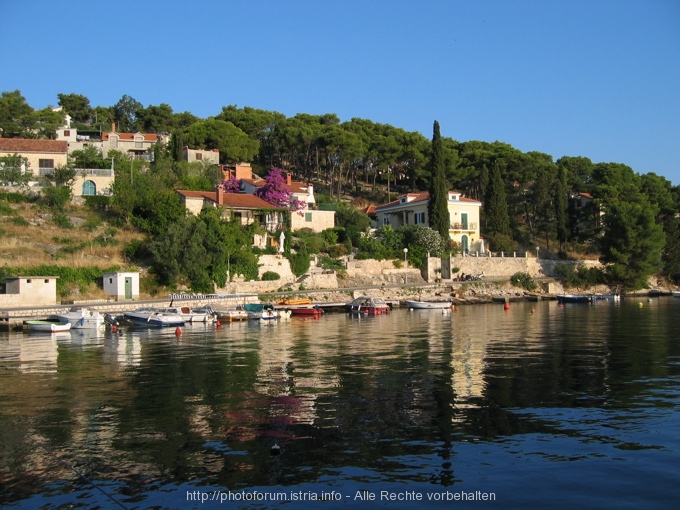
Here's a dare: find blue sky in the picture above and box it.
[2,0,679,184]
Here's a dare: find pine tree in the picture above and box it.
[427,121,450,240]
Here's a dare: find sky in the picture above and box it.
[2,0,679,184]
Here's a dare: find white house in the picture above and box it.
[103,272,139,301]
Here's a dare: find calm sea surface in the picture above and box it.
[1,298,679,509]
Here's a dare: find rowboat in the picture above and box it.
[26,320,72,332]
[346,296,390,315]
[48,307,105,330]
[405,300,453,310]
[123,307,185,327]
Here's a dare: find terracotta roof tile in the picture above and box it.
[0,138,68,153]
[177,190,282,209]
[102,132,158,142]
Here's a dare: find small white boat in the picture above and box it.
[673,291,680,298]
[26,320,72,332]
[48,307,105,330]
[346,296,390,315]
[405,299,453,309]
[123,308,185,327]
[166,306,214,323]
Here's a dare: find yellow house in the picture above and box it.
[375,190,483,253]
[0,138,68,175]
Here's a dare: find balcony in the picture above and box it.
[450,222,477,231]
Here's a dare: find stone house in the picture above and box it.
[183,146,219,164]
[375,190,484,253]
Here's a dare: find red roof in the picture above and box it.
[243,178,310,194]
[376,190,480,211]
[102,132,158,142]
[0,138,68,153]
[177,190,282,209]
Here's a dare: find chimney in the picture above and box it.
[216,184,224,205]
[286,173,292,185]
[111,122,116,133]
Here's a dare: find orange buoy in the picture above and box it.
[216,320,221,328]
[175,327,182,337]
[503,302,510,310]
[111,325,118,332]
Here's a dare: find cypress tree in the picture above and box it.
[485,162,511,236]
[428,120,450,240]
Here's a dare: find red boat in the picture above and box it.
[290,305,324,317]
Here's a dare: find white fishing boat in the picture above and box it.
[405,299,453,310]
[26,320,72,333]
[346,296,390,315]
[48,307,105,330]
[243,303,278,321]
[123,307,185,327]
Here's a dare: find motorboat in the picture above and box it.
[405,299,453,310]
[557,294,593,303]
[123,307,185,327]
[277,298,312,306]
[673,291,680,298]
[346,296,390,315]
[289,305,324,317]
[26,320,72,332]
[166,306,214,323]
[48,307,105,330]
[243,303,277,321]
[215,308,249,322]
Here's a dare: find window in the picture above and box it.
[305,212,312,222]
[39,159,54,169]
[461,213,468,230]
[44,279,49,283]
[195,153,202,161]
[64,130,70,136]
[135,141,143,148]
[27,279,32,283]
[414,212,425,225]
[82,180,97,196]
[110,135,118,148]
[109,278,113,284]
[382,217,390,226]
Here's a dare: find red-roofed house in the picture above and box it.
[236,166,335,233]
[0,138,68,175]
[375,190,483,253]
[177,187,286,232]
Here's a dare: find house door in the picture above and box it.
[125,278,132,299]
[461,213,468,230]
[440,257,451,279]
[461,235,469,255]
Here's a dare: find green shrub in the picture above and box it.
[81,216,102,231]
[0,201,14,215]
[288,252,311,277]
[52,213,73,229]
[11,216,29,227]
[327,244,348,258]
[261,271,280,281]
[510,271,537,291]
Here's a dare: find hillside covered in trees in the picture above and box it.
[1,90,679,291]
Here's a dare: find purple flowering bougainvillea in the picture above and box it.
[220,175,241,193]
[255,167,306,214]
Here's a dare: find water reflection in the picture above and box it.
[0,299,679,508]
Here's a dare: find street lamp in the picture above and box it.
[535,246,540,259]
[403,247,408,265]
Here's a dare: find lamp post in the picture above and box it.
[403,247,408,265]
[535,246,540,259]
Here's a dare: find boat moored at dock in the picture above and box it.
[123,308,185,327]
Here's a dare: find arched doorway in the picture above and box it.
[461,235,469,255]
